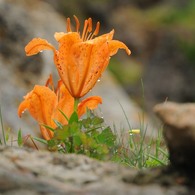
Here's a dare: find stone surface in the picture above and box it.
[154,101,195,172]
[0,146,194,195]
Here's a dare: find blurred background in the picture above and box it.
[0,0,195,138]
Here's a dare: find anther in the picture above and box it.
[88,18,92,32]
[90,22,100,40]
[93,22,100,36]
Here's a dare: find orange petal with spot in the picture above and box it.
[25,38,55,56]
[18,85,57,126]
[78,96,102,117]
[81,38,110,97]
[71,42,94,97]
[57,32,81,96]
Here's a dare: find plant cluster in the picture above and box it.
[1,16,168,168]
[17,15,130,160]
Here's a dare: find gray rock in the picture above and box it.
[0,146,193,195]
[154,101,195,172]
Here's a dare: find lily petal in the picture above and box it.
[40,126,54,141]
[52,85,74,124]
[54,32,66,42]
[18,86,57,125]
[108,40,131,56]
[18,85,57,140]
[25,38,55,56]
[57,32,81,96]
[71,42,94,96]
[81,37,110,96]
[78,96,102,117]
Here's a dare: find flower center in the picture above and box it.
[66,15,100,41]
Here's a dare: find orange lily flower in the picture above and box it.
[18,75,102,140]
[25,16,131,98]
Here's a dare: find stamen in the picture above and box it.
[88,21,100,40]
[66,18,72,32]
[73,15,80,32]
[88,18,92,32]
[93,21,100,36]
[81,19,88,40]
[81,18,100,41]
[83,18,93,41]
[45,74,54,91]
[56,80,63,100]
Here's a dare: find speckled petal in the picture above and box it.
[57,32,81,96]
[25,38,55,56]
[18,86,57,125]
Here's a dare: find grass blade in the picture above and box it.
[0,106,6,146]
[17,129,23,147]
[32,136,48,145]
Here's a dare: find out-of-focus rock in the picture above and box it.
[154,101,195,172]
[0,146,194,195]
[109,4,195,114]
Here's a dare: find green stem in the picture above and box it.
[69,98,79,153]
[69,136,74,153]
[74,98,79,113]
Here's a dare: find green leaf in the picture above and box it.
[58,109,69,122]
[96,127,116,147]
[54,125,70,140]
[69,122,80,136]
[91,116,104,126]
[41,124,55,132]
[82,118,92,128]
[53,119,63,129]
[17,129,23,147]
[47,139,59,151]
[73,135,82,147]
[5,128,11,142]
[69,111,78,124]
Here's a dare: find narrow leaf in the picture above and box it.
[17,129,23,147]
